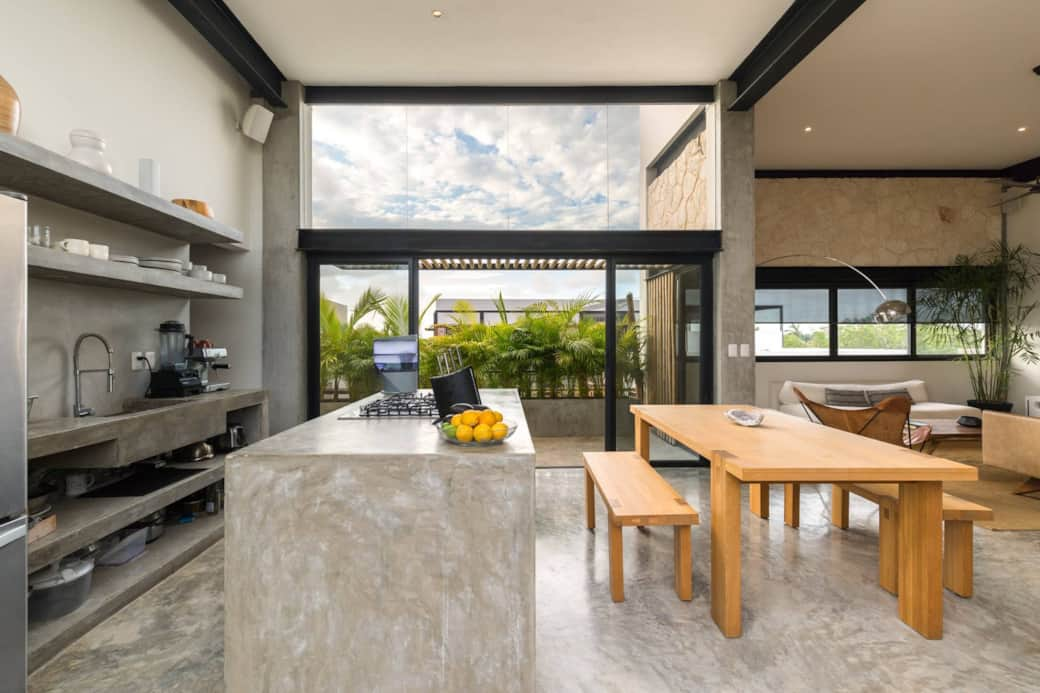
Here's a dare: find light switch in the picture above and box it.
[740,343,751,357]
[728,343,738,358]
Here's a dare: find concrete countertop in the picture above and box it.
[28,388,267,460]
[232,388,535,460]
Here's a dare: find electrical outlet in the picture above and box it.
[131,351,155,371]
[727,343,738,358]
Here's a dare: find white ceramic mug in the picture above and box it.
[65,472,95,497]
[59,238,90,256]
[89,243,109,261]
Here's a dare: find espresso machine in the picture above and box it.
[186,345,230,393]
[148,321,203,398]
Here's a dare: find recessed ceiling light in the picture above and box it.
[1018,126,1028,132]
[432,9,444,18]
[803,126,813,133]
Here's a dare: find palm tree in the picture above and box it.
[378,293,442,336]
[318,288,387,402]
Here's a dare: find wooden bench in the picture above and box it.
[830,483,993,597]
[583,451,700,602]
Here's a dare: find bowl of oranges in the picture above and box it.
[436,405,515,446]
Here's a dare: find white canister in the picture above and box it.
[139,158,160,195]
[67,129,113,175]
[89,243,109,261]
[59,238,90,256]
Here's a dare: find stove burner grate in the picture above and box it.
[358,392,439,418]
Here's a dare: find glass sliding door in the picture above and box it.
[612,262,712,461]
[316,263,409,414]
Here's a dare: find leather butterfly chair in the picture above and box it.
[792,387,931,449]
[784,387,932,529]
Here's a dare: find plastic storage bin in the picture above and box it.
[96,527,148,566]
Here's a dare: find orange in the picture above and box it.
[460,410,480,427]
[478,410,497,427]
[491,422,509,440]
[455,424,474,443]
[493,410,504,422]
[473,423,493,443]
[450,414,462,426]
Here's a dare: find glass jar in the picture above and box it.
[67,129,113,175]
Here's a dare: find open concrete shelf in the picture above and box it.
[27,246,242,299]
[27,512,224,673]
[0,133,243,246]
[28,456,226,572]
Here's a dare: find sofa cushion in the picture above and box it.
[778,379,930,405]
[865,388,914,405]
[825,388,870,407]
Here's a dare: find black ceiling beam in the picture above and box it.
[757,169,1002,179]
[728,0,865,111]
[1002,156,1040,182]
[298,229,722,256]
[304,85,715,105]
[169,0,286,107]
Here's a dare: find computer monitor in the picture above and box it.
[373,335,419,393]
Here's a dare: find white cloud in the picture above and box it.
[311,104,641,230]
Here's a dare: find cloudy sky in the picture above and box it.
[311,104,640,230]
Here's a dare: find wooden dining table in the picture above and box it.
[631,404,978,640]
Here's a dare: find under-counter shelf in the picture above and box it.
[28,456,226,572]
[27,245,243,299]
[28,513,224,673]
[0,133,244,245]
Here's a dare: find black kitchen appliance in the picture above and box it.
[148,322,203,398]
[430,366,481,418]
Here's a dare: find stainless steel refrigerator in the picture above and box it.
[0,191,27,693]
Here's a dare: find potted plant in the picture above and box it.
[920,241,1040,411]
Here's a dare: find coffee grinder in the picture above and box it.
[148,321,203,397]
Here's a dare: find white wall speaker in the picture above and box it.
[240,104,274,144]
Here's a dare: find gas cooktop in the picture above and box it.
[340,392,439,419]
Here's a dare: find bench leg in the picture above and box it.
[784,483,800,528]
[750,483,769,519]
[831,485,850,530]
[943,520,974,597]
[585,468,595,530]
[609,523,624,602]
[878,501,899,595]
[673,525,692,601]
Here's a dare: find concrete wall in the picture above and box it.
[1007,194,1040,412]
[712,82,756,405]
[757,177,1002,266]
[2,0,263,419]
[262,83,307,433]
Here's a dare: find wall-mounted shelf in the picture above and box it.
[27,456,226,572]
[28,513,224,673]
[28,246,243,300]
[0,133,244,246]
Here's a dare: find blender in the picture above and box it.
[147,321,203,397]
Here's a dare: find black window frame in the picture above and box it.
[754,266,968,362]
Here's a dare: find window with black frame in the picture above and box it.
[754,281,984,360]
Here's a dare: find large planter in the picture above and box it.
[967,399,1013,413]
[520,397,636,437]
[0,74,20,135]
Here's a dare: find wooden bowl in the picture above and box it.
[172,198,214,218]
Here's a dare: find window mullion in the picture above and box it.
[829,288,839,358]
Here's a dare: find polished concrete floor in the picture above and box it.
[30,468,1040,692]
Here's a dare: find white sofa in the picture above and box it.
[777,379,982,420]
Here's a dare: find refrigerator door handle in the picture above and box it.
[0,517,26,550]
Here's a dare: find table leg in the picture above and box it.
[584,468,596,530]
[831,485,849,529]
[609,523,624,602]
[897,481,943,639]
[784,483,800,528]
[750,483,769,519]
[635,414,651,461]
[673,525,692,601]
[710,452,742,637]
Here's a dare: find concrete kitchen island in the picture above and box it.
[224,389,535,692]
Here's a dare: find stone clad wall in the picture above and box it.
[756,177,1002,266]
[646,123,712,230]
